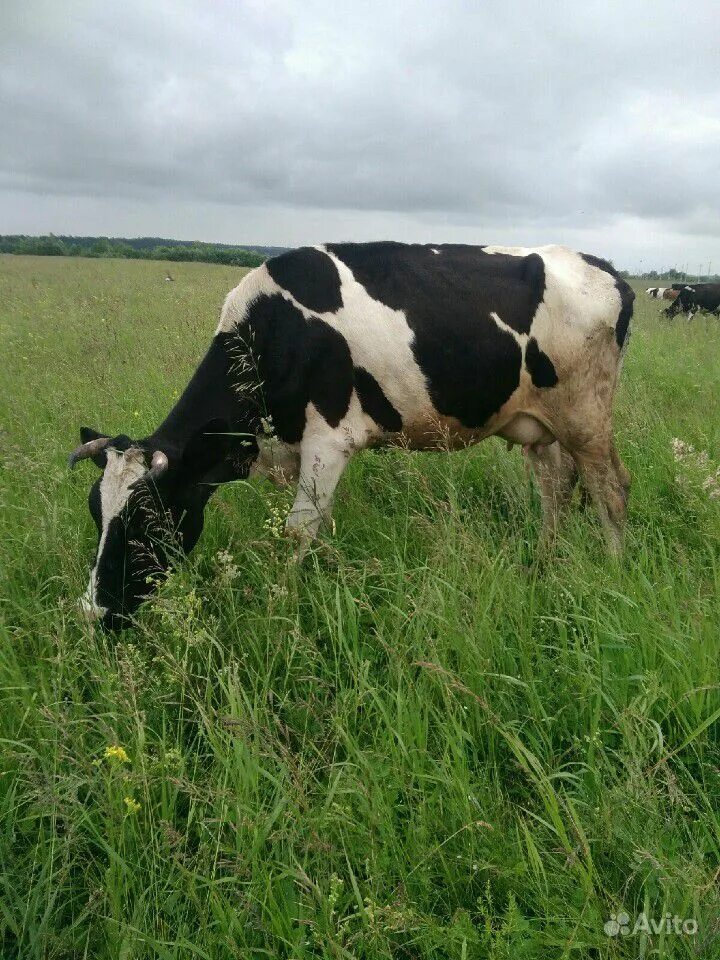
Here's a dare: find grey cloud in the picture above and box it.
[2,0,719,269]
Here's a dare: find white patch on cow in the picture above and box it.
[80,574,105,620]
[82,447,148,615]
[430,247,441,254]
[320,247,435,427]
[489,309,526,345]
[217,264,274,333]
[488,310,537,381]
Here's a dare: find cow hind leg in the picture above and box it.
[526,441,578,545]
[572,441,628,557]
[610,442,631,507]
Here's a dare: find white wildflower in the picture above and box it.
[215,548,240,584]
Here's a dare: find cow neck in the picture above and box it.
[145,333,247,475]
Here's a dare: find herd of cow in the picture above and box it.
[646,282,720,319]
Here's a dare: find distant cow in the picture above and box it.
[664,283,720,319]
[646,286,680,301]
[68,242,634,628]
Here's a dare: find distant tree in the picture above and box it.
[0,234,270,267]
[88,238,111,257]
[15,235,67,256]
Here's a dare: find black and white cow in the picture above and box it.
[664,283,720,319]
[69,242,634,628]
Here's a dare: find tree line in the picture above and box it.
[636,267,720,284]
[0,234,274,267]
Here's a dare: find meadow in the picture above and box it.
[1,254,719,959]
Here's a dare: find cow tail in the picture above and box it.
[614,276,635,362]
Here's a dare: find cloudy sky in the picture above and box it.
[2,0,719,271]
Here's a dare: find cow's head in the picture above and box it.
[69,426,215,629]
[663,286,693,318]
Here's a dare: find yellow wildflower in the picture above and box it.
[104,745,130,763]
[123,796,141,815]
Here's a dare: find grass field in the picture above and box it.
[1,254,719,959]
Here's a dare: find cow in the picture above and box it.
[68,242,634,629]
[646,286,680,301]
[664,283,720,319]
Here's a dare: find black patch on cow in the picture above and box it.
[580,252,635,348]
[326,243,533,428]
[354,366,403,432]
[266,247,343,314]
[108,434,134,452]
[239,293,353,443]
[520,253,546,326]
[614,281,634,347]
[525,338,558,388]
[579,252,617,276]
[93,513,153,617]
[88,480,102,532]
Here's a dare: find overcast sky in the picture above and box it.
[2,0,719,271]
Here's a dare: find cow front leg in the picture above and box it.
[285,423,354,546]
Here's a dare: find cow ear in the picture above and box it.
[80,426,109,444]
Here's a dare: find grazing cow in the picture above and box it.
[69,242,634,628]
[664,283,720,319]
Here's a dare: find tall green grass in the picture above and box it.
[1,255,719,958]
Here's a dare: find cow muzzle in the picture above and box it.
[79,594,107,622]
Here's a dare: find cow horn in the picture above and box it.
[68,436,111,469]
[130,450,170,489]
